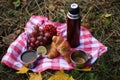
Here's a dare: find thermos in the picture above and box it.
[67,3,81,48]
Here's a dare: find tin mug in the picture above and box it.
[71,50,92,68]
[20,50,40,68]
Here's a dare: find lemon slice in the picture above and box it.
[37,46,47,55]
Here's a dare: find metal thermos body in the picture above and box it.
[67,3,81,48]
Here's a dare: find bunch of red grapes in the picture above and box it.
[27,24,57,50]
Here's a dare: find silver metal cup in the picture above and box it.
[20,50,40,68]
[71,50,92,68]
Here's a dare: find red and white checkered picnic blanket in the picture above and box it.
[1,16,107,72]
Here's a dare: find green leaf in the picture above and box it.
[13,0,21,8]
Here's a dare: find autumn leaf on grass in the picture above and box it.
[76,67,92,71]
[102,13,112,18]
[21,0,27,6]
[16,66,29,74]
[48,70,74,80]
[80,67,92,71]
[68,76,75,80]
[2,30,21,45]
[29,73,42,80]
[105,14,112,18]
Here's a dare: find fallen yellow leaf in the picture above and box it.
[16,66,29,74]
[48,70,74,80]
[81,67,92,71]
[68,76,74,80]
[76,67,92,71]
[104,13,112,18]
[29,73,42,80]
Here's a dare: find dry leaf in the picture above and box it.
[48,70,74,80]
[0,44,3,48]
[29,73,42,80]
[21,0,27,6]
[48,4,56,11]
[16,66,29,74]
[68,76,74,80]
[2,30,21,45]
[104,13,112,18]
[76,67,92,71]
[81,67,91,71]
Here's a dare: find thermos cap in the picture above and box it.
[69,3,79,15]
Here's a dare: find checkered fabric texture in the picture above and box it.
[1,16,107,72]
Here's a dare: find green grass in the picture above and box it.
[0,0,120,80]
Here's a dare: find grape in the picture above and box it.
[27,39,30,44]
[39,31,44,36]
[43,37,47,41]
[37,36,43,41]
[39,42,43,45]
[30,37,36,44]
[42,37,47,44]
[28,46,33,50]
[42,25,57,37]
[30,42,34,48]
[28,25,55,50]
[44,32,50,38]
[35,40,40,45]
[30,31,37,37]
[35,26,39,32]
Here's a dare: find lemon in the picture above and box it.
[37,46,47,55]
